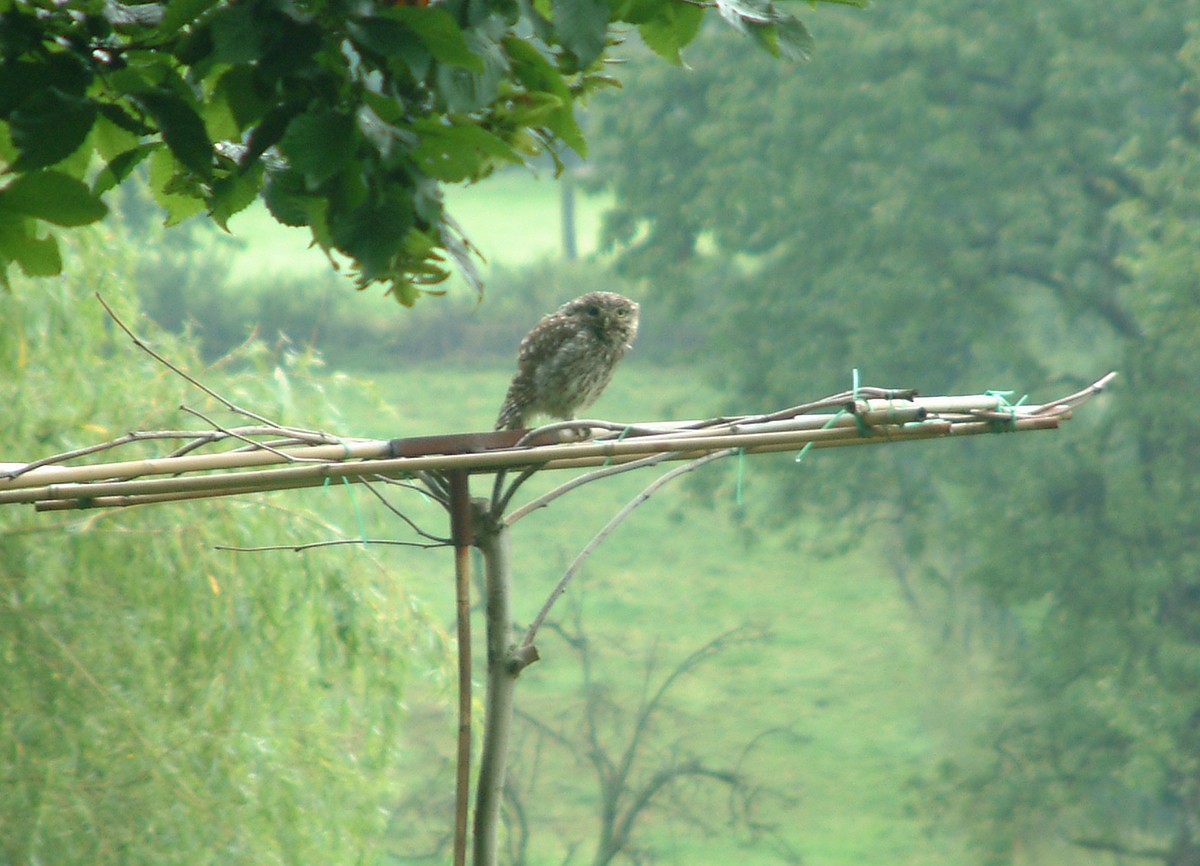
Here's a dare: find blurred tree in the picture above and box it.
[587,1,1200,860]
[0,0,858,301]
[935,26,1200,865]
[0,234,444,865]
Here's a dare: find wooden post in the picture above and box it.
[472,508,515,866]
[447,471,473,866]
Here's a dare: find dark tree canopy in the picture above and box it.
[0,0,858,300]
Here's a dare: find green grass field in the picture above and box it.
[284,360,976,866]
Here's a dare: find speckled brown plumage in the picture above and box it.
[494,292,640,431]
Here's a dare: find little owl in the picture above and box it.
[495,291,640,431]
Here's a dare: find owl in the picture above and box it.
[495,291,640,431]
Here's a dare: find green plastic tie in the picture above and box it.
[850,368,870,437]
[985,389,1026,433]
[326,475,370,547]
[735,447,745,505]
[796,409,847,463]
[601,425,632,468]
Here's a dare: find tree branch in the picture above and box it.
[520,449,734,653]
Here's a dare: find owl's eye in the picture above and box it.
[615,309,627,317]
[586,305,601,316]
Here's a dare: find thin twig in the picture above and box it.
[1,432,161,480]
[492,465,543,516]
[215,538,448,553]
[521,449,734,649]
[371,474,451,507]
[504,451,678,526]
[1031,371,1118,414]
[96,292,284,429]
[357,476,451,543]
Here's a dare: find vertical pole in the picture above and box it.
[447,470,473,866]
[473,513,515,866]
[560,169,578,262]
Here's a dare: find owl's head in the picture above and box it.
[561,291,640,348]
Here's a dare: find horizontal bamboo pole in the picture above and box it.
[30,415,1060,512]
[0,438,390,492]
[6,418,969,506]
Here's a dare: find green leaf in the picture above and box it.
[1,171,109,227]
[0,211,63,277]
[611,0,665,24]
[210,163,264,230]
[379,7,484,71]
[774,15,814,63]
[434,31,506,113]
[12,232,63,276]
[637,3,704,64]
[9,91,97,171]
[213,66,269,132]
[410,119,522,182]
[133,89,214,179]
[552,0,610,68]
[93,144,158,195]
[262,167,311,227]
[242,104,305,168]
[157,0,219,32]
[279,110,356,186]
[147,146,205,225]
[95,102,155,138]
[209,4,263,64]
[329,194,415,281]
[348,17,432,79]
[505,37,587,154]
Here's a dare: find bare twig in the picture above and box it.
[521,449,734,650]
[179,406,323,464]
[96,292,289,429]
[214,538,448,553]
[491,465,542,516]
[357,477,452,544]
[505,450,678,526]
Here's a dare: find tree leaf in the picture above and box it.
[411,119,522,182]
[92,144,158,195]
[209,3,263,65]
[505,37,586,154]
[157,0,219,32]
[636,3,704,64]
[774,15,814,63]
[133,89,214,179]
[96,102,155,137]
[12,232,63,277]
[210,162,264,230]
[9,90,97,171]
[147,146,205,225]
[381,7,485,71]
[1,171,109,227]
[329,194,415,281]
[0,211,63,277]
[552,0,610,68]
[279,110,356,186]
[262,167,312,227]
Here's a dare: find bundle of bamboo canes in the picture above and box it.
[0,373,1115,513]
